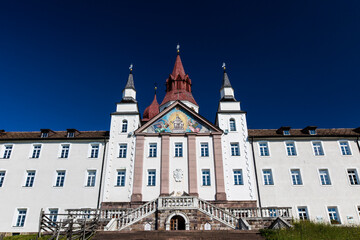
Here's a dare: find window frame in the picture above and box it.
[0,170,5,187]
[116,169,126,187]
[174,143,183,157]
[230,143,240,156]
[290,169,303,186]
[297,206,309,220]
[285,141,297,156]
[55,170,66,187]
[24,170,36,187]
[59,144,70,159]
[86,170,96,187]
[202,169,211,186]
[147,169,156,186]
[338,141,352,156]
[31,144,42,159]
[258,141,270,157]
[233,169,243,185]
[48,208,59,224]
[312,141,325,156]
[121,120,128,133]
[15,209,27,227]
[118,144,127,158]
[200,143,209,157]
[229,118,237,132]
[2,144,13,159]
[148,143,157,158]
[327,206,341,224]
[347,169,360,185]
[89,143,100,158]
[318,169,331,186]
[262,169,274,185]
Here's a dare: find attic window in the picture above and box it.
[41,132,48,138]
[309,129,316,135]
[67,129,78,138]
[67,132,75,138]
[283,130,290,136]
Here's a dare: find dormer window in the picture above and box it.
[66,129,78,138]
[276,126,291,136]
[40,129,52,138]
[309,129,316,135]
[67,132,74,138]
[302,126,317,135]
[283,130,290,135]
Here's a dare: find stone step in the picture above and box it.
[93,230,265,240]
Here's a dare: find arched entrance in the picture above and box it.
[170,215,186,230]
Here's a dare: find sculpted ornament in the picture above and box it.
[173,169,183,182]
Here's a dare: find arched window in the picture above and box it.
[121,120,128,133]
[229,119,236,131]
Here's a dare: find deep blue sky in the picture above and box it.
[1,1,359,131]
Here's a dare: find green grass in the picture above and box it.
[3,235,59,240]
[260,221,360,240]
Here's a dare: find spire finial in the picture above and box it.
[154,82,157,95]
[129,63,133,73]
[176,43,180,54]
[222,62,226,72]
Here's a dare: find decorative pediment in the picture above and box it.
[136,101,222,134]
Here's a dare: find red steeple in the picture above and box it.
[160,53,198,107]
[143,93,160,122]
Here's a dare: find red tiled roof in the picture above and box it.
[160,90,198,106]
[248,128,360,138]
[171,54,186,79]
[143,94,160,121]
[0,131,109,140]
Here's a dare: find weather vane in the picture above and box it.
[129,63,133,72]
[222,62,226,71]
[177,44,180,54]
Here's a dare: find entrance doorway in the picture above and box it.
[170,215,186,230]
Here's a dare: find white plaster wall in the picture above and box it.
[122,89,136,100]
[220,87,234,99]
[196,136,216,200]
[255,139,360,224]
[217,113,257,201]
[218,102,240,111]
[116,103,138,112]
[102,113,139,203]
[142,137,161,201]
[168,137,189,196]
[0,140,105,233]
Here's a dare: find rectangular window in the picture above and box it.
[309,129,316,135]
[41,132,48,138]
[319,169,331,185]
[202,169,211,186]
[118,144,127,158]
[0,171,5,187]
[283,130,290,135]
[263,169,274,185]
[148,170,156,186]
[116,170,126,187]
[259,142,269,156]
[16,209,27,227]
[298,207,309,220]
[286,142,297,156]
[230,143,240,156]
[348,169,360,185]
[174,143,183,157]
[328,207,340,224]
[340,141,351,155]
[149,143,157,157]
[55,171,66,187]
[200,143,209,157]
[229,119,236,131]
[90,144,99,158]
[86,170,96,187]
[291,169,303,185]
[3,145,13,159]
[233,170,243,185]
[67,132,74,138]
[32,145,41,158]
[312,142,324,156]
[25,171,36,187]
[49,209,58,224]
[60,145,70,158]
[269,208,277,217]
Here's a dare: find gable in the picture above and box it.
[144,107,211,133]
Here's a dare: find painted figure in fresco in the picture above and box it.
[172,115,185,133]
[188,119,202,133]
[153,119,169,133]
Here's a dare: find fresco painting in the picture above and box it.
[146,108,210,133]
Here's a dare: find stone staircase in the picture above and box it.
[104,196,252,231]
[93,230,265,240]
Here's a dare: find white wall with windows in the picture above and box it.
[0,140,106,233]
[254,138,360,225]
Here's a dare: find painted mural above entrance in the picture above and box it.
[145,108,211,133]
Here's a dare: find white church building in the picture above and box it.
[1,50,360,234]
